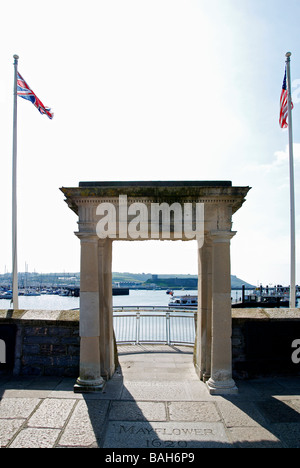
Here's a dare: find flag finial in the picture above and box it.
[286,52,292,58]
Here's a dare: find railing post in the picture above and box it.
[166,312,170,345]
[136,312,140,345]
[112,307,196,346]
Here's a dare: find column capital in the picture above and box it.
[209,230,236,243]
[75,231,99,241]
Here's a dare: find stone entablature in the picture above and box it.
[61,181,250,241]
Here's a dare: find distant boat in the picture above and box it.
[168,295,197,308]
[59,289,70,296]
[232,289,290,308]
[113,287,130,296]
[0,291,12,299]
[232,295,290,308]
[22,289,40,296]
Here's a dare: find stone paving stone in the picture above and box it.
[248,379,286,397]
[2,349,300,449]
[217,400,268,427]
[271,423,300,448]
[168,402,221,422]
[0,376,63,398]
[109,401,167,421]
[276,377,300,392]
[227,380,264,400]
[0,419,25,447]
[9,427,61,448]
[103,421,231,448]
[228,426,284,448]
[182,381,216,401]
[0,376,37,390]
[58,400,109,447]
[94,381,124,400]
[255,399,300,424]
[0,389,53,399]
[121,381,192,401]
[0,398,40,419]
[28,398,76,428]
[122,369,188,382]
[25,376,63,390]
[285,399,300,412]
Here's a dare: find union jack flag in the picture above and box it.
[17,72,53,120]
[280,67,293,128]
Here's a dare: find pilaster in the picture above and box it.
[195,235,212,382]
[74,233,104,393]
[206,230,238,395]
[98,238,115,379]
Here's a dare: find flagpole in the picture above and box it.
[285,51,296,308]
[12,54,19,309]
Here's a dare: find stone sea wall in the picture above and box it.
[0,310,80,377]
[1,308,300,379]
[232,308,300,378]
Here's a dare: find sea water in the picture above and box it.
[0,289,247,310]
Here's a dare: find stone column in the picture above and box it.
[195,235,212,382]
[74,233,104,392]
[207,230,238,395]
[98,238,115,379]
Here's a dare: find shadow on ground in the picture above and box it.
[1,345,300,448]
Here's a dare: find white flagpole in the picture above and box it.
[12,54,19,309]
[285,52,296,308]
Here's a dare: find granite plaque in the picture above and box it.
[103,421,230,448]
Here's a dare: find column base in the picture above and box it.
[206,377,238,395]
[194,363,210,383]
[74,377,105,393]
[202,372,211,383]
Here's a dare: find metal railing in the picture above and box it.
[113,306,196,346]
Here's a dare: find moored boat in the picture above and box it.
[168,294,197,308]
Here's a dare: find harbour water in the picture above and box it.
[0,289,295,345]
[0,289,246,311]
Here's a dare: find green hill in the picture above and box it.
[112,272,254,289]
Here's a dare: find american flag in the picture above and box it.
[17,72,53,120]
[280,67,292,128]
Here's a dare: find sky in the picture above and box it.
[0,0,300,287]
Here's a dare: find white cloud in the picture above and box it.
[273,144,300,165]
[244,143,300,174]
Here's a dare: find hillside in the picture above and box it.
[0,272,254,290]
[112,272,254,289]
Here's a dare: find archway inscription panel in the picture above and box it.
[61,181,250,395]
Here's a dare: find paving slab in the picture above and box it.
[168,401,221,422]
[255,399,300,424]
[121,381,193,401]
[271,423,300,448]
[0,397,41,419]
[1,345,300,448]
[9,427,61,448]
[228,426,284,448]
[0,419,25,447]
[109,401,167,421]
[58,400,110,447]
[27,398,76,428]
[217,400,268,427]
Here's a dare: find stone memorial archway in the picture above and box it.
[61,181,250,395]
